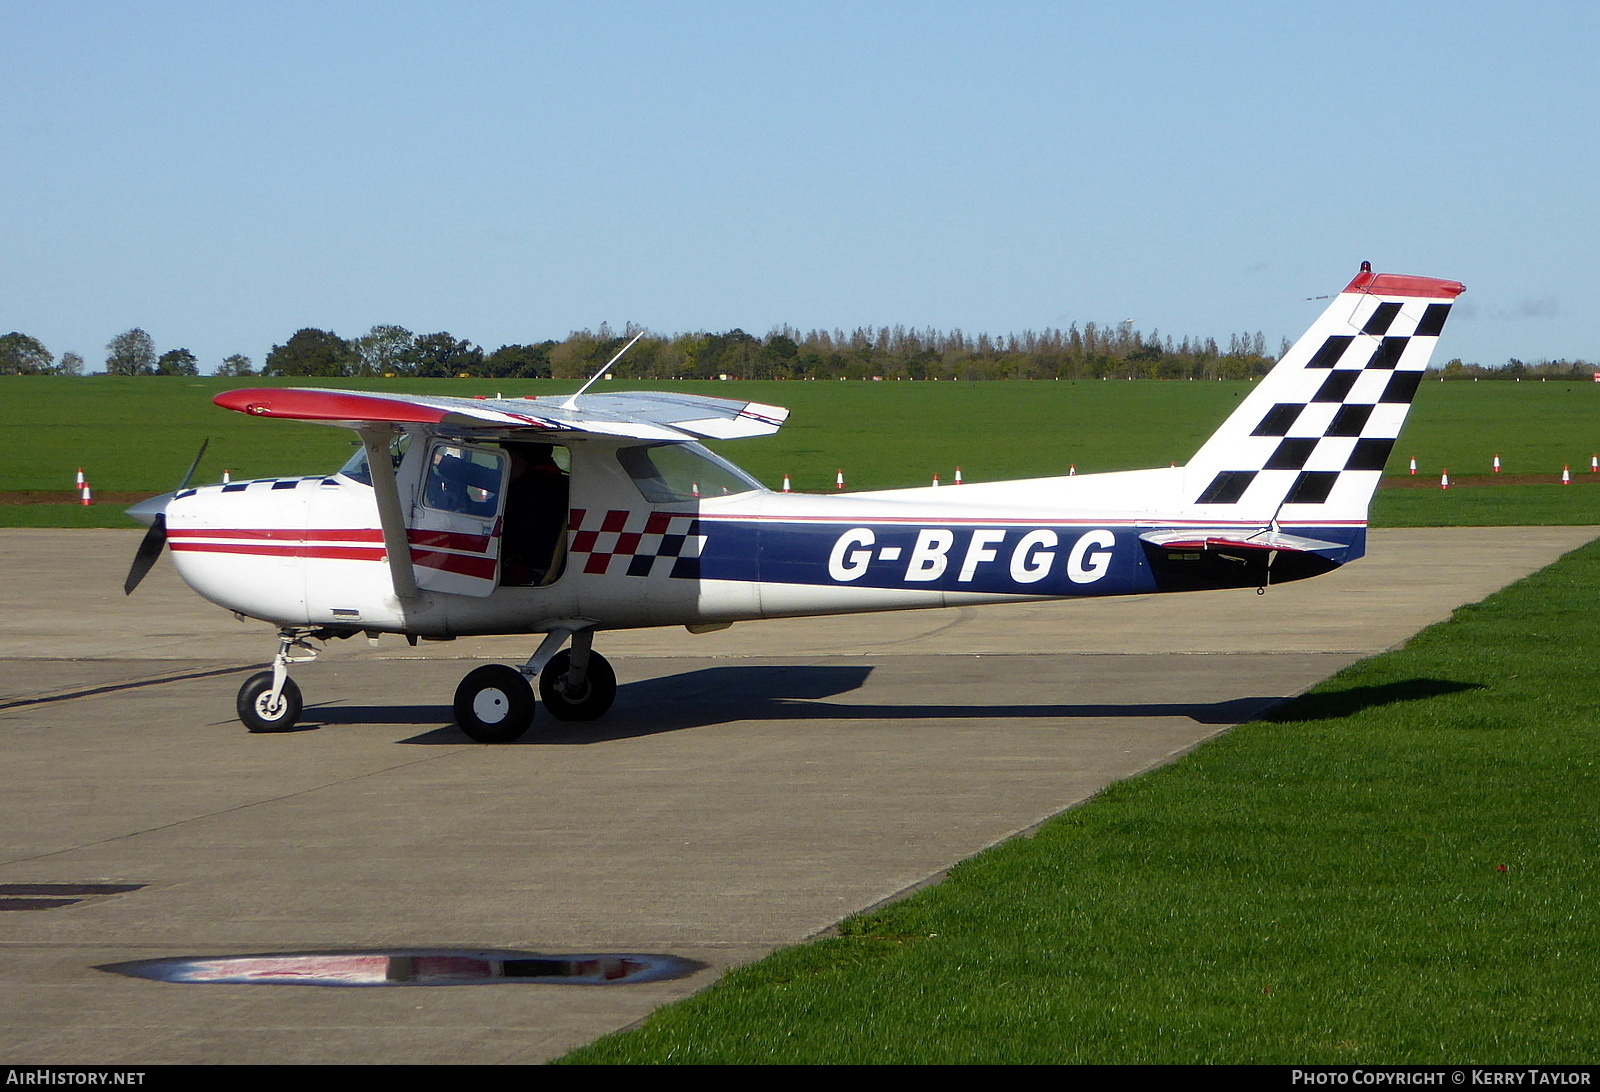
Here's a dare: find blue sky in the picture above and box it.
[3,1,1596,372]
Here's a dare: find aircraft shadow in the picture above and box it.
[300,669,1481,744]
[279,664,1469,745]
[1255,678,1485,722]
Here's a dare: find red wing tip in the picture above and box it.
[212,388,449,425]
[1342,270,1466,299]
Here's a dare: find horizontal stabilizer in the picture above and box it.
[1139,527,1347,556]
[1139,525,1351,590]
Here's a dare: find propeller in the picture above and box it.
[124,439,209,595]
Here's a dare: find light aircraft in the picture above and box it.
[125,264,1463,741]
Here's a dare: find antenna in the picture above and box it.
[563,331,645,408]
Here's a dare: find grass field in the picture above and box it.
[558,536,1600,1064]
[4,375,1598,527]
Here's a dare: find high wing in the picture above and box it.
[210,386,787,605]
[212,388,789,442]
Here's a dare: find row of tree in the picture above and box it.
[0,329,251,377]
[3,325,1592,383]
[1437,357,1599,381]
[229,322,1288,382]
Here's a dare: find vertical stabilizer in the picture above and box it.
[1183,266,1464,523]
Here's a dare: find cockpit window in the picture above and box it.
[617,442,764,503]
[338,434,410,487]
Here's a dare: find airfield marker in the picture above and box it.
[1592,455,1597,473]
[836,470,844,491]
[1409,457,1417,475]
[80,482,92,506]
[75,467,85,489]
[1493,455,1501,474]
[782,474,791,493]
[1069,464,1076,476]
[1440,469,1450,490]
[932,473,940,487]
[1562,465,1571,485]
[954,467,963,485]
[223,470,231,483]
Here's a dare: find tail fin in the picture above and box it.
[1183,265,1464,523]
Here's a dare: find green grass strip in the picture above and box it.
[1370,483,1600,527]
[559,535,1600,1064]
[0,504,142,528]
[7,376,1599,526]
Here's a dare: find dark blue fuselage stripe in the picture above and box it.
[686,520,1366,597]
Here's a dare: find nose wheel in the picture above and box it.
[235,629,318,733]
[237,672,303,733]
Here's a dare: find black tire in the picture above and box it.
[453,664,535,743]
[538,649,617,721]
[237,671,302,733]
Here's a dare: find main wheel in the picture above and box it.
[539,649,617,721]
[453,664,535,743]
[237,671,302,733]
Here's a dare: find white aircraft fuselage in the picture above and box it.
[127,265,1463,740]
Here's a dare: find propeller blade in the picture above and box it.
[124,440,209,595]
[177,438,210,491]
[124,514,167,595]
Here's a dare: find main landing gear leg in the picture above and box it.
[536,628,617,722]
[236,629,315,733]
[451,626,616,743]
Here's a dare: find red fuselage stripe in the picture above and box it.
[171,541,386,562]
[171,540,497,579]
[168,527,384,543]
[169,527,490,552]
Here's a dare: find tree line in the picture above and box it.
[0,328,247,377]
[0,323,1284,382]
[1437,357,1598,381]
[2,325,1590,382]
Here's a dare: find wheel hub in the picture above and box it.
[472,688,510,724]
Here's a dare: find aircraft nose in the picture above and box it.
[126,492,175,528]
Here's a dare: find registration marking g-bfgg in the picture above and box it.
[826,527,1115,585]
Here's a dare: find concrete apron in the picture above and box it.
[0,527,1593,1063]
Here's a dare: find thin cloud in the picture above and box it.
[1449,297,1559,322]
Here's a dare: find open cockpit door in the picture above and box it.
[409,441,507,597]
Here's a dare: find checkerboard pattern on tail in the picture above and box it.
[1183,268,1465,522]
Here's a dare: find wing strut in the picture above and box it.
[359,427,419,600]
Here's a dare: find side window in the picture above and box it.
[423,443,505,518]
[617,443,763,503]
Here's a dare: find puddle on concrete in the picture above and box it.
[99,949,704,987]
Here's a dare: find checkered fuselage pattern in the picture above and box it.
[568,508,704,579]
